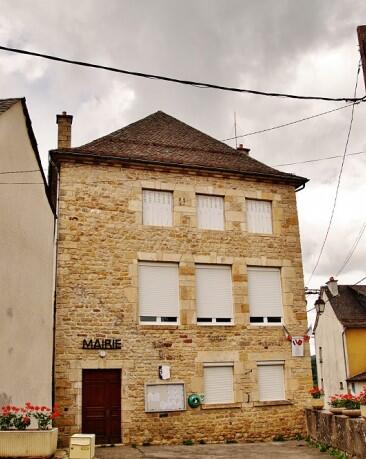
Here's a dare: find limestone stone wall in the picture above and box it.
[54,161,312,445]
[305,409,366,458]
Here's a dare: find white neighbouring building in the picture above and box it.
[0,98,55,408]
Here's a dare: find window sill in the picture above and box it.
[253,400,292,407]
[201,402,241,410]
[139,325,179,330]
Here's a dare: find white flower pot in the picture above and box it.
[0,428,58,457]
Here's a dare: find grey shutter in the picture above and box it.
[204,364,234,404]
[143,190,173,226]
[196,265,233,323]
[246,199,272,233]
[247,267,283,319]
[197,195,224,230]
[257,363,285,401]
[139,262,179,320]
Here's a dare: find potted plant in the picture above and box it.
[340,394,360,417]
[328,394,345,415]
[0,403,59,457]
[358,386,366,419]
[309,387,324,409]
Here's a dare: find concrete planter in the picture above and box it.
[342,409,361,418]
[329,407,343,415]
[0,428,58,457]
[311,398,324,410]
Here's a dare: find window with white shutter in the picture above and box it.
[257,362,285,401]
[247,267,283,325]
[197,194,224,230]
[143,190,173,226]
[204,363,234,404]
[196,265,233,325]
[246,199,272,234]
[138,262,179,324]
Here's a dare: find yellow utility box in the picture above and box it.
[69,434,95,459]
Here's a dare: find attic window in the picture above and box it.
[246,199,273,234]
[143,189,173,226]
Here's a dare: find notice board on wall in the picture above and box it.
[145,383,186,412]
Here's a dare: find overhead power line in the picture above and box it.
[1,45,366,103]
[307,61,361,286]
[222,102,361,141]
[0,169,39,175]
[273,150,366,167]
[336,218,366,277]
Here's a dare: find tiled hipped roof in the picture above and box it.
[325,285,366,328]
[51,111,307,187]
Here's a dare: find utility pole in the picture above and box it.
[357,25,366,90]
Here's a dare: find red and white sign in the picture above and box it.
[291,336,304,357]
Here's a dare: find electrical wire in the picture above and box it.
[0,182,43,185]
[273,150,366,167]
[1,45,366,103]
[306,61,361,287]
[0,169,39,175]
[222,102,361,141]
[336,219,366,277]
[353,275,366,286]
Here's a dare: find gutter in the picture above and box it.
[49,150,309,189]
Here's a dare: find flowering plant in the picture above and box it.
[358,386,366,405]
[0,403,59,430]
[328,393,360,409]
[309,386,324,399]
[26,403,60,430]
[0,406,31,430]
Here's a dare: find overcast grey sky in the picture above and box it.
[1,0,365,311]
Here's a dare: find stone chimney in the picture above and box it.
[326,277,338,297]
[56,111,73,149]
[236,144,250,155]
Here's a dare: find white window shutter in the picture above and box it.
[257,363,285,401]
[138,262,179,319]
[143,190,173,226]
[197,195,224,230]
[204,365,234,404]
[196,265,233,322]
[246,199,272,234]
[247,267,283,318]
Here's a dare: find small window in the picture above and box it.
[143,189,173,226]
[246,199,272,234]
[339,382,344,390]
[319,347,323,363]
[197,194,224,230]
[204,363,234,404]
[138,262,179,324]
[257,362,285,401]
[196,265,233,325]
[248,267,283,325]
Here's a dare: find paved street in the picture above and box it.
[95,440,326,458]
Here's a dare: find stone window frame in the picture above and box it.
[195,351,242,409]
[196,193,225,231]
[246,198,273,234]
[142,188,174,227]
[243,191,281,236]
[245,257,294,329]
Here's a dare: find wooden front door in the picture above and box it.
[82,369,121,444]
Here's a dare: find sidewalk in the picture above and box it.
[90,440,327,458]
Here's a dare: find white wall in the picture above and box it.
[314,291,347,405]
[0,101,55,408]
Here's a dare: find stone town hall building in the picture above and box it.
[49,110,312,446]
